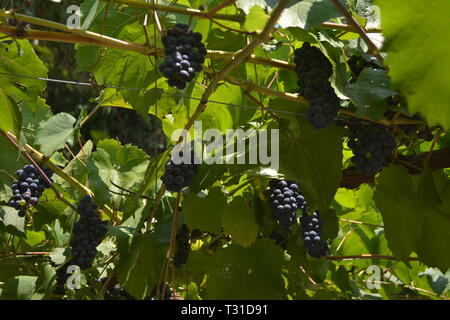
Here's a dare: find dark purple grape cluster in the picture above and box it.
[347,55,382,78]
[104,283,133,300]
[161,151,199,193]
[159,23,207,89]
[417,130,434,141]
[173,224,190,268]
[70,196,108,270]
[300,211,329,258]
[9,164,53,217]
[294,42,340,129]
[347,121,397,176]
[268,179,306,231]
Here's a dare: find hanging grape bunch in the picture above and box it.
[162,148,200,192]
[267,179,305,231]
[159,23,207,90]
[173,224,190,268]
[347,121,397,176]
[268,179,303,249]
[70,195,108,270]
[9,164,53,217]
[300,210,330,258]
[347,55,382,79]
[294,42,340,130]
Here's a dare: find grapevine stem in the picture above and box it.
[0,24,295,71]
[423,129,443,170]
[162,193,181,299]
[204,0,236,19]
[0,10,151,54]
[80,103,103,127]
[330,0,384,65]
[339,218,384,228]
[0,170,17,181]
[2,131,78,212]
[244,92,296,139]
[320,22,381,33]
[177,0,292,143]
[103,0,245,22]
[210,18,256,35]
[325,254,420,261]
[146,185,166,232]
[1,131,121,223]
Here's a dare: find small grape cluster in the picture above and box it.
[268,179,306,231]
[347,55,382,79]
[384,111,434,142]
[173,224,190,268]
[162,151,199,192]
[294,42,340,130]
[9,164,53,217]
[347,121,397,176]
[159,23,207,90]
[300,211,329,258]
[70,196,108,270]
[104,283,133,300]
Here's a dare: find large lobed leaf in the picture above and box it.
[279,120,345,213]
[374,166,450,272]
[378,0,450,129]
[205,239,284,299]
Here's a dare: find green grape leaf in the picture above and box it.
[344,68,395,119]
[58,140,93,199]
[206,239,284,299]
[222,195,260,247]
[87,139,149,207]
[0,38,48,103]
[278,0,343,29]
[377,0,450,129]
[374,166,450,271]
[184,187,227,234]
[418,268,450,296]
[0,276,37,300]
[0,95,20,136]
[49,248,70,266]
[116,234,167,299]
[280,123,345,213]
[35,113,76,157]
[236,0,268,14]
[0,206,25,233]
[244,6,269,32]
[19,98,52,147]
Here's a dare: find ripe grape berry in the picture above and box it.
[9,164,53,217]
[347,121,396,176]
[70,195,108,270]
[294,42,340,130]
[268,179,305,231]
[300,211,330,258]
[173,224,190,268]
[159,23,207,90]
[161,150,199,192]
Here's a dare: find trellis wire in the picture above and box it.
[0,71,306,116]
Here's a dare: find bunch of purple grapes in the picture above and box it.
[9,164,53,217]
[159,23,207,89]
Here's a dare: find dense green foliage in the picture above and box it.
[0,0,449,300]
